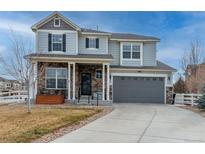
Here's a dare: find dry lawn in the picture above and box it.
[0,104,102,143]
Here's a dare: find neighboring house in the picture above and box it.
[185,63,205,93]
[25,12,176,104]
[0,77,23,92]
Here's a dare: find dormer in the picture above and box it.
[32,12,81,55]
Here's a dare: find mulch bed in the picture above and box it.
[33,106,114,143]
[178,105,205,118]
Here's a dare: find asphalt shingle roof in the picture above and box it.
[111,61,176,71]
[24,53,113,60]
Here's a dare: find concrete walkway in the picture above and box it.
[53,103,205,143]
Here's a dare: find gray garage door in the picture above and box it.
[113,76,165,103]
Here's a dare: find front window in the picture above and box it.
[122,43,141,59]
[52,34,63,51]
[45,68,67,89]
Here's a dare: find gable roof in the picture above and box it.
[31,12,159,41]
[31,12,81,31]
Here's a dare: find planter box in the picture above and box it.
[36,95,64,104]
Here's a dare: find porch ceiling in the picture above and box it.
[24,53,113,63]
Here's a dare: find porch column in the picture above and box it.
[68,63,71,100]
[102,63,105,100]
[72,63,76,100]
[106,64,110,100]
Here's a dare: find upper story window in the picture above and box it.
[54,18,60,27]
[52,34,63,51]
[48,34,66,52]
[122,43,142,60]
[86,38,99,49]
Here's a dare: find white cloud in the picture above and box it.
[157,47,184,61]
[0,18,33,36]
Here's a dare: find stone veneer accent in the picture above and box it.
[37,62,105,100]
[166,86,173,104]
[37,62,68,98]
[76,64,104,100]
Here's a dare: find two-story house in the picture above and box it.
[25,12,176,104]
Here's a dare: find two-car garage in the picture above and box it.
[113,76,165,104]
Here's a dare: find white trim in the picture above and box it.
[110,38,160,42]
[52,34,63,52]
[35,32,38,52]
[68,63,71,100]
[72,63,76,100]
[110,67,176,72]
[121,42,143,64]
[54,18,60,27]
[120,42,123,65]
[81,32,111,36]
[106,37,108,54]
[141,43,143,66]
[45,67,67,90]
[111,72,167,78]
[102,63,105,101]
[29,57,113,63]
[37,29,77,33]
[106,64,110,100]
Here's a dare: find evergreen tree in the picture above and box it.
[174,76,186,93]
[197,84,205,109]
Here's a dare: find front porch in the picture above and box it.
[31,61,112,104]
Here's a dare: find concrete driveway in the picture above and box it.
[53,103,205,143]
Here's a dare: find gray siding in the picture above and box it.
[108,41,157,67]
[121,60,141,66]
[36,31,77,54]
[37,31,48,53]
[108,40,120,65]
[143,42,156,66]
[78,35,108,54]
[66,32,77,54]
[38,18,75,30]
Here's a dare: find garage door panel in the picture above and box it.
[113,76,165,103]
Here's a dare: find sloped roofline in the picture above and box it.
[31,11,81,31]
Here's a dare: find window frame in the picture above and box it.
[54,18,60,27]
[121,42,142,61]
[52,34,63,52]
[86,37,99,50]
[95,69,102,79]
[45,68,67,90]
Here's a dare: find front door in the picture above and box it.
[81,73,92,95]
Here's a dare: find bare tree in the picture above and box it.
[181,39,205,93]
[0,31,46,113]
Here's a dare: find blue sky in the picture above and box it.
[1,11,205,80]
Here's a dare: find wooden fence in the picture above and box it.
[174,93,202,106]
[0,90,28,104]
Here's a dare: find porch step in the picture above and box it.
[67,99,112,106]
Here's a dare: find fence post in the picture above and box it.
[191,94,194,106]
[18,91,20,103]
